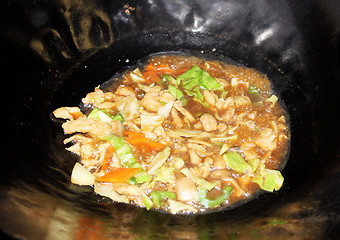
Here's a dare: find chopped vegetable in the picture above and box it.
[145,62,156,72]
[181,168,217,191]
[97,168,142,183]
[168,85,184,100]
[94,182,129,203]
[124,135,165,153]
[101,135,150,184]
[142,193,154,210]
[88,108,124,123]
[268,94,278,107]
[252,169,284,192]
[248,85,261,102]
[142,71,160,84]
[168,199,197,214]
[153,166,175,184]
[130,68,146,83]
[71,162,96,186]
[150,190,176,207]
[148,147,171,174]
[198,186,233,208]
[116,95,140,120]
[177,66,223,91]
[158,100,175,118]
[248,158,260,172]
[140,114,165,132]
[223,151,250,174]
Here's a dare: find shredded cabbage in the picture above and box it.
[116,95,140,120]
[223,151,250,174]
[130,68,146,83]
[140,114,165,132]
[148,147,171,174]
[158,100,175,118]
[181,168,217,191]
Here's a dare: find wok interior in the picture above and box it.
[1,0,339,239]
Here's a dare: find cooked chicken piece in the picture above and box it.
[216,96,234,110]
[247,111,257,120]
[210,169,231,180]
[62,117,114,137]
[153,125,167,138]
[68,143,94,160]
[123,120,140,132]
[173,101,196,123]
[114,86,135,96]
[200,113,218,132]
[215,77,229,87]
[97,142,121,168]
[187,143,206,157]
[231,78,249,91]
[240,143,259,160]
[255,128,277,151]
[170,108,184,128]
[109,119,124,137]
[142,85,162,93]
[235,96,251,107]
[213,155,226,169]
[63,134,93,145]
[204,61,222,71]
[193,121,203,130]
[215,107,235,122]
[188,149,202,165]
[82,86,115,105]
[97,102,116,110]
[140,92,163,112]
[203,90,216,106]
[190,157,213,178]
[111,183,143,197]
[158,91,175,103]
[53,107,84,120]
[210,170,245,196]
[175,177,198,202]
[217,123,228,132]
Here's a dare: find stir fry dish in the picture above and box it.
[53,54,290,214]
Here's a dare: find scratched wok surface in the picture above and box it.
[0,0,339,239]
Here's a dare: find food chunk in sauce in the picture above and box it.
[53,54,290,214]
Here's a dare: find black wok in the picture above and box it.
[1,0,339,239]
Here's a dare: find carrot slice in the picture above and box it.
[97,168,142,183]
[125,131,145,138]
[145,62,156,71]
[125,136,165,153]
[142,71,160,84]
[101,145,115,171]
